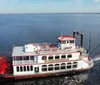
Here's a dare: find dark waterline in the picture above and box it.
[0,13,100,85]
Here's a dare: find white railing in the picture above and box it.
[13,60,37,65]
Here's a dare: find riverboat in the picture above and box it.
[0,30,94,79]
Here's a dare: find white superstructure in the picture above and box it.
[12,32,93,77]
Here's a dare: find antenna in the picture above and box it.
[88,32,91,53]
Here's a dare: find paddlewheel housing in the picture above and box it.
[0,56,12,75]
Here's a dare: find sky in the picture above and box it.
[0,0,100,13]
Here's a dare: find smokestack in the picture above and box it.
[73,30,76,37]
[81,33,84,47]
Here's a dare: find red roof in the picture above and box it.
[57,35,77,41]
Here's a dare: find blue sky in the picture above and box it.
[0,0,100,13]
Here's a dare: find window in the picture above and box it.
[24,56,29,60]
[55,56,59,59]
[26,56,29,60]
[42,56,47,60]
[42,65,47,68]
[13,57,16,61]
[16,66,19,72]
[16,57,18,61]
[67,63,71,69]
[16,57,22,61]
[42,65,47,71]
[61,41,66,44]
[30,66,33,71]
[23,66,26,71]
[61,63,66,70]
[73,62,78,68]
[55,64,59,70]
[20,57,22,60]
[70,40,74,43]
[48,56,53,60]
[73,62,77,64]
[20,66,23,71]
[73,65,77,68]
[61,55,66,59]
[30,56,34,60]
[27,66,30,71]
[67,54,72,58]
[48,64,53,71]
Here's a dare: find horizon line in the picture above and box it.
[0,12,100,14]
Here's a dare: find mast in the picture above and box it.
[88,32,91,53]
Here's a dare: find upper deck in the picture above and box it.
[12,45,87,57]
[12,34,87,57]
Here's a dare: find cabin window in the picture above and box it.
[16,57,22,61]
[67,54,72,58]
[24,56,29,60]
[48,56,53,60]
[27,66,30,71]
[30,56,34,60]
[61,55,66,59]
[13,57,16,61]
[30,66,33,71]
[70,40,74,43]
[20,57,22,60]
[16,57,18,61]
[20,66,23,72]
[24,66,26,71]
[55,56,60,59]
[16,66,19,72]
[42,56,47,60]
[42,65,47,71]
[48,64,53,71]
[73,62,78,68]
[55,64,59,70]
[26,56,29,60]
[67,63,71,69]
[61,41,66,44]
[61,63,66,70]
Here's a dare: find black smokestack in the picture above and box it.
[73,30,75,37]
[81,33,83,47]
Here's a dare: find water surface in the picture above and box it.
[0,13,100,85]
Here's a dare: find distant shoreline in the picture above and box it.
[0,13,100,14]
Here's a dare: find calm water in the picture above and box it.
[0,13,100,85]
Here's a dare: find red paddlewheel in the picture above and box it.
[0,56,12,75]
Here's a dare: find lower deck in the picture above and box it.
[4,67,89,79]
[13,59,90,76]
